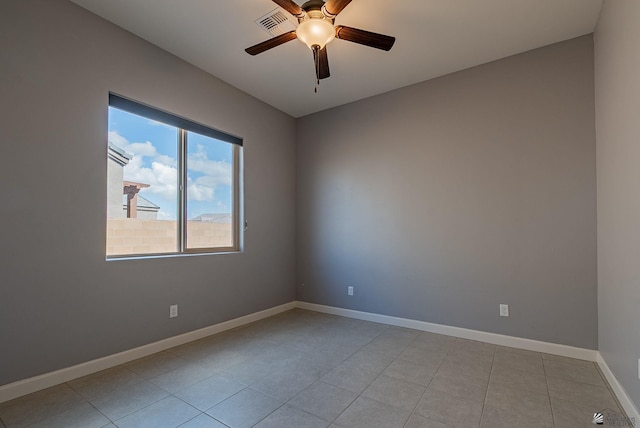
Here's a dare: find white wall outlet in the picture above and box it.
[348,286,354,296]
[499,304,509,317]
[170,304,178,318]
[638,358,640,380]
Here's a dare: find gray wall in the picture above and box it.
[0,0,604,390]
[595,0,640,408]
[0,0,296,386]
[296,36,598,349]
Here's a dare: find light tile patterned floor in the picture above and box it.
[0,309,630,427]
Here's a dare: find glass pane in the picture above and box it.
[185,131,234,249]
[106,107,179,256]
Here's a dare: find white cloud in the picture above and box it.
[187,178,215,201]
[187,145,232,187]
[108,130,128,148]
[108,131,157,158]
[127,141,157,157]
[110,130,177,201]
[112,131,231,210]
[155,154,177,168]
[149,162,179,198]
[123,156,178,201]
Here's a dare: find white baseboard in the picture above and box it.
[296,301,640,422]
[597,352,640,426]
[4,297,637,424]
[0,302,296,404]
[295,301,598,361]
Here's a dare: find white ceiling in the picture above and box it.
[69,0,603,118]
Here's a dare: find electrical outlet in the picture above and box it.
[499,304,509,317]
[348,286,354,296]
[638,358,640,380]
[170,304,178,318]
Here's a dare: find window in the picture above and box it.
[106,94,242,258]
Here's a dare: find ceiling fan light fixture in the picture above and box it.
[296,18,335,50]
[246,0,395,83]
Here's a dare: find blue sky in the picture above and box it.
[108,107,233,220]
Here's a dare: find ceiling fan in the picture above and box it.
[245,0,396,89]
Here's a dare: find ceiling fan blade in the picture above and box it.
[323,0,353,18]
[313,46,330,80]
[271,0,304,18]
[335,25,396,51]
[245,31,297,56]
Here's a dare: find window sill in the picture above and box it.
[106,250,242,261]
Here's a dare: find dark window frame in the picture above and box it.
[107,93,243,259]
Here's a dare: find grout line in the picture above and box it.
[293,405,335,427]
[176,412,203,427]
[478,345,497,427]
[363,333,435,427]
[328,386,359,426]
[213,415,231,428]
[87,400,112,424]
[541,352,558,427]
[248,399,288,427]
[403,334,454,427]
[111,393,174,424]
[326,326,413,426]
[320,322,386,425]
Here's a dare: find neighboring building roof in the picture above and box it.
[190,213,231,223]
[108,142,132,166]
[122,194,160,212]
[137,195,160,210]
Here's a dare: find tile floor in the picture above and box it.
[0,309,630,428]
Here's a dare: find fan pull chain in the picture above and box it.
[313,45,320,93]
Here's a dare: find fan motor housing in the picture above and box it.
[301,0,326,14]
